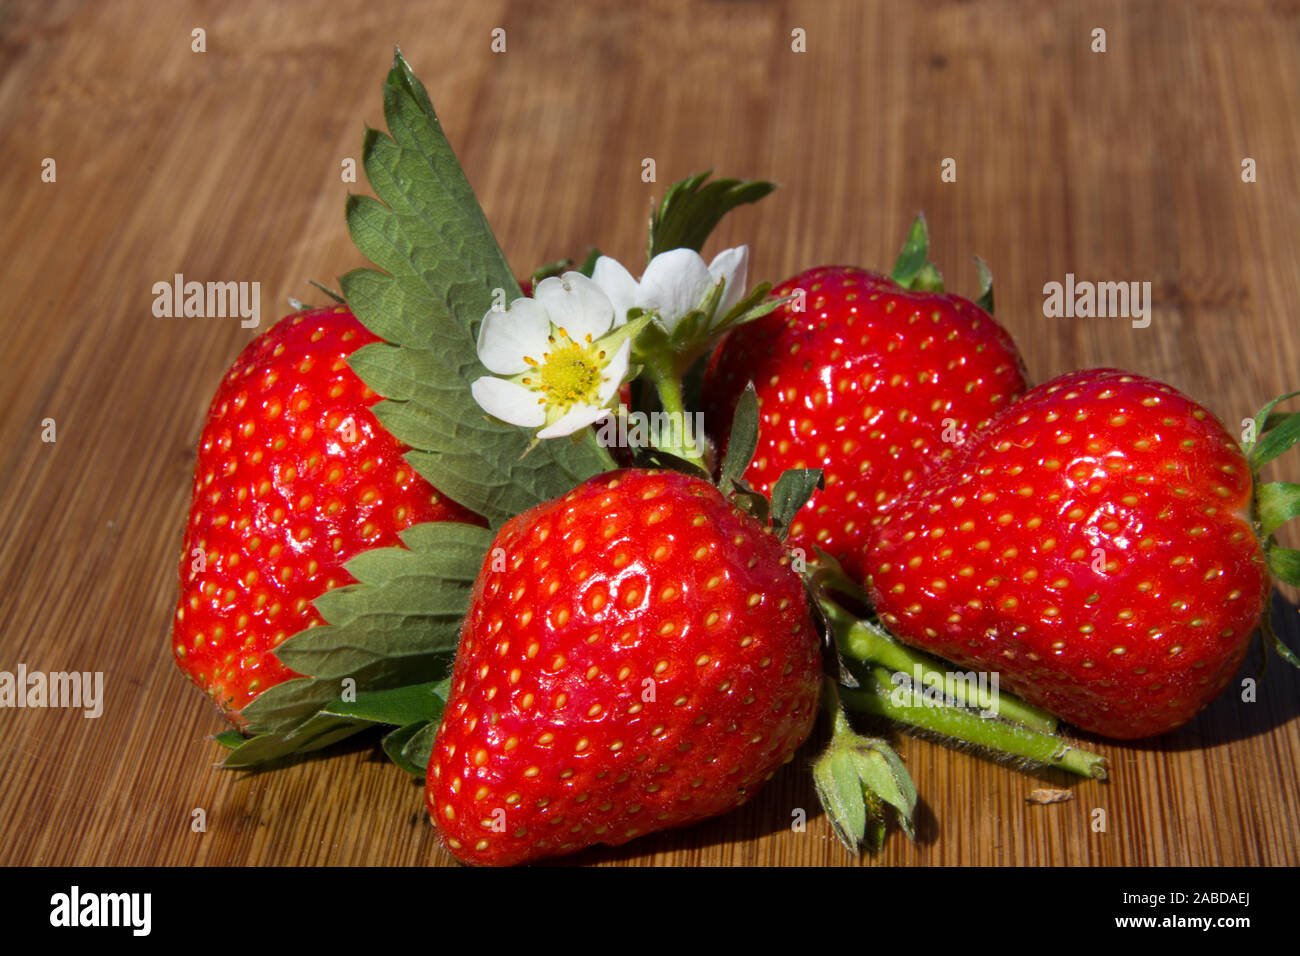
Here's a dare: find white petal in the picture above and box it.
[471,376,546,428]
[637,248,713,331]
[596,339,632,403]
[476,299,551,375]
[532,272,614,343]
[538,404,611,439]
[708,245,750,319]
[590,256,640,327]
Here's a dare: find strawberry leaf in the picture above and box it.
[341,50,608,524]
[232,522,491,757]
[648,170,775,261]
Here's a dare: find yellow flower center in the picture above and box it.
[523,328,607,411]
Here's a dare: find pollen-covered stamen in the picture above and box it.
[530,327,608,410]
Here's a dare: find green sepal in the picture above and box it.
[1257,481,1300,538]
[631,446,711,480]
[770,469,824,539]
[890,216,928,286]
[1267,546,1300,588]
[912,263,945,292]
[383,721,432,776]
[220,713,375,769]
[727,476,771,526]
[213,730,244,750]
[974,256,994,313]
[319,680,448,727]
[308,280,346,304]
[648,170,775,261]
[529,257,573,286]
[719,384,760,494]
[812,710,917,853]
[399,720,440,776]
[1246,391,1300,460]
[1260,599,1300,670]
[1251,407,1300,470]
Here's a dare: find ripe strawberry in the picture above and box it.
[426,468,822,866]
[172,306,483,726]
[864,369,1271,739]
[703,265,1027,580]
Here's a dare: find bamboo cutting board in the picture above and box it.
[1,0,1298,867]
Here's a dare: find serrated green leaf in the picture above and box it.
[720,384,759,492]
[648,170,776,260]
[770,469,824,538]
[346,340,605,525]
[342,51,608,524]
[237,520,487,741]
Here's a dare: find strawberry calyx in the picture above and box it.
[890,214,996,313]
[813,679,917,853]
[1244,391,1300,668]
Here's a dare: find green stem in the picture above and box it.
[821,600,1059,734]
[643,351,707,470]
[840,668,1108,780]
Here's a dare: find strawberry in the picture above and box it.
[703,264,1027,580]
[172,306,483,726]
[426,468,822,865]
[864,369,1273,739]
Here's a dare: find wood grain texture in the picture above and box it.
[1,0,1298,867]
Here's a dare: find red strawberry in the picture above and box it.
[864,369,1271,739]
[172,306,483,726]
[426,468,822,866]
[703,265,1027,580]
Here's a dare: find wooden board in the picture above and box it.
[1,0,1298,867]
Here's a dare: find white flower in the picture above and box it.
[471,272,632,439]
[591,245,749,334]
